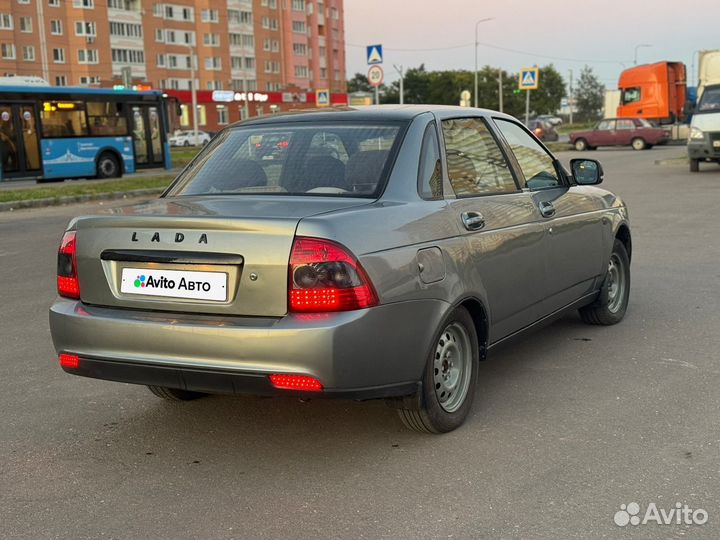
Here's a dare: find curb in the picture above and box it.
[0,188,164,213]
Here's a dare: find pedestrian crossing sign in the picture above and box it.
[518,67,539,90]
[366,44,383,65]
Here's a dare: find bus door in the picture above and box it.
[0,102,41,180]
[130,104,164,168]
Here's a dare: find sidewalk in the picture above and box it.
[0,167,182,191]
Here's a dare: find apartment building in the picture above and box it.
[0,0,346,128]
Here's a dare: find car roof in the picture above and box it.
[234,104,519,126]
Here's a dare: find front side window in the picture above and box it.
[622,87,641,105]
[168,123,403,198]
[441,117,517,197]
[597,119,615,131]
[494,118,561,190]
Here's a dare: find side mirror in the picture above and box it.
[570,158,604,185]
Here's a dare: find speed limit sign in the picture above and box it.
[368,65,384,87]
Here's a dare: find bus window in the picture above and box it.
[41,101,88,138]
[87,101,128,136]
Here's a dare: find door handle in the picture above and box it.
[538,201,556,218]
[461,211,485,231]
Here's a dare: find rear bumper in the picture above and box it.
[49,299,448,399]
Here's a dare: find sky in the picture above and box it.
[344,0,719,93]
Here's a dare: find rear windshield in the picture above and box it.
[167,122,404,198]
[698,86,720,113]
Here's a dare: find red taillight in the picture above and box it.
[288,237,378,312]
[57,231,80,299]
[59,353,80,369]
[269,374,323,392]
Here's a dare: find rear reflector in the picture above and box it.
[269,374,323,392]
[59,353,80,369]
[57,231,80,299]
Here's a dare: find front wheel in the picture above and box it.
[579,239,630,325]
[96,152,120,179]
[631,138,646,151]
[396,306,478,433]
[574,139,588,151]
[690,158,700,172]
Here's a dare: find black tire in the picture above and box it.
[631,137,646,151]
[690,158,700,172]
[396,306,479,433]
[574,138,588,151]
[183,140,190,147]
[579,239,630,325]
[96,152,121,179]
[147,385,207,401]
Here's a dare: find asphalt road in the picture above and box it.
[1,146,719,539]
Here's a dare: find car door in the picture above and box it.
[439,115,548,342]
[493,118,606,315]
[615,118,636,145]
[593,119,616,146]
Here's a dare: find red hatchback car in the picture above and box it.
[570,118,669,151]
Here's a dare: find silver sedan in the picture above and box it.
[49,106,631,433]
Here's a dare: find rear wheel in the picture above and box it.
[690,158,700,172]
[631,137,646,151]
[147,386,207,401]
[96,152,121,179]
[183,140,190,147]
[396,306,478,433]
[579,239,630,325]
[574,138,588,151]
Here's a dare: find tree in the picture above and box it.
[532,65,565,115]
[381,64,431,104]
[347,73,372,93]
[575,65,605,121]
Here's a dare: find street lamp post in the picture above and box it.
[473,17,494,108]
[634,44,652,65]
[187,45,199,146]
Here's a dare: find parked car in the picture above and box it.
[527,119,559,141]
[49,106,631,434]
[169,130,211,147]
[570,118,669,151]
[536,114,563,126]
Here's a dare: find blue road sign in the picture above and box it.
[366,44,383,65]
[518,67,539,90]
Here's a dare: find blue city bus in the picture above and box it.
[0,85,172,182]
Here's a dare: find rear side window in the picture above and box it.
[494,119,561,190]
[418,122,442,199]
[441,117,517,197]
[168,122,403,197]
[617,119,635,130]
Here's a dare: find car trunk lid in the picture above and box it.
[73,196,370,317]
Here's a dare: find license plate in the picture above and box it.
[120,268,228,301]
[713,140,720,148]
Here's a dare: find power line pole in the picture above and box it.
[568,69,574,125]
[498,68,503,112]
[394,64,404,104]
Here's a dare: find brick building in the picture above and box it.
[0,0,346,129]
